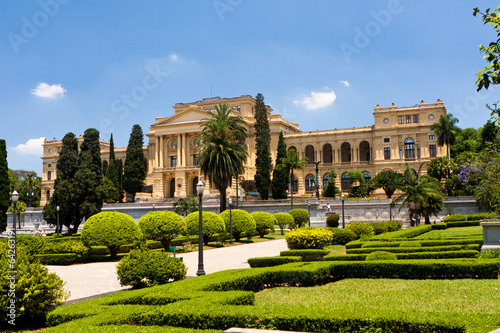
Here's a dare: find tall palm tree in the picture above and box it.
[394,163,444,226]
[280,149,308,209]
[431,114,459,158]
[197,104,248,212]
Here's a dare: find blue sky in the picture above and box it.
[1,1,499,175]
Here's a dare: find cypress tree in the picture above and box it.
[0,140,10,232]
[271,131,289,199]
[123,125,147,202]
[106,134,119,189]
[254,93,272,200]
[116,158,125,202]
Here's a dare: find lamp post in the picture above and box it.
[11,190,19,260]
[312,161,321,200]
[389,199,392,221]
[56,206,60,238]
[341,193,345,229]
[228,198,234,244]
[196,180,205,276]
[27,173,35,207]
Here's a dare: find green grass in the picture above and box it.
[414,226,483,240]
[324,244,346,255]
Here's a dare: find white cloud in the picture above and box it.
[340,80,350,87]
[31,83,66,98]
[12,137,45,155]
[170,53,178,61]
[294,91,337,110]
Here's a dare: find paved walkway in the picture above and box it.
[47,238,288,302]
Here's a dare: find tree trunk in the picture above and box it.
[220,188,227,213]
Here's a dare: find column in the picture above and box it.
[154,141,159,168]
[181,133,187,166]
[160,135,164,168]
[177,133,181,167]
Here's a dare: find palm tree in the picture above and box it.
[369,170,403,198]
[197,104,248,212]
[279,149,308,209]
[173,194,198,216]
[431,114,459,158]
[393,163,444,226]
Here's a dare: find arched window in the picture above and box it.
[171,140,178,148]
[341,172,350,190]
[305,145,315,162]
[341,142,351,162]
[323,173,330,187]
[288,146,297,153]
[359,141,370,161]
[169,179,176,198]
[291,174,298,193]
[404,138,415,159]
[305,174,315,191]
[363,171,371,184]
[323,144,333,163]
[46,190,50,202]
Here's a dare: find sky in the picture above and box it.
[1,1,499,175]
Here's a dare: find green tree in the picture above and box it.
[0,140,10,232]
[8,201,26,228]
[369,170,402,198]
[116,158,125,202]
[272,131,289,199]
[450,127,481,158]
[123,125,147,202]
[106,134,119,189]
[481,120,498,147]
[474,6,500,92]
[9,173,42,207]
[427,156,457,182]
[138,211,187,251]
[197,104,248,212]
[279,149,308,209]
[103,177,119,203]
[172,194,198,216]
[431,114,459,158]
[322,170,340,198]
[254,93,272,200]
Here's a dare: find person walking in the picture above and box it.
[327,203,331,212]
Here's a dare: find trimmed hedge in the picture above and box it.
[274,212,294,235]
[431,223,447,230]
[138,211,187,251]
[345,221,374,238]
[326,214,340,228]
[89,246,109,255]
[399,241,421,247]
[247,256,302,268]
[443,214,466,222]
[250,212,276,237]
[288,209,310,229]
[466,212,497,221]
[366,251,397,261]
[285,227,332,249]
[326,251,480,261]
[372,225,432,240]
[34,253,79,265]
[362,241,400,248]
[324,253,367,261]
[445,221,481,228]
[330,228,358,245]
[280,249,330,261]
[347,245,465,254]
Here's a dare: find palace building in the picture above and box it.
[40,95,447,205]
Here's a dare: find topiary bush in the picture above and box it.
[250,212,276,237]
[330,228,358,245]
[365,251,397,261]
[219,209,256,241]
[116,249,187,288]
[345,221,374,239]
[387,220,403,232]
[186,211,225,245]
[443,214,466,222]
[285,227,332,249]
[247,256,302,268]
[81,211,143,258]
[399,241,422,247]
[288,209,310,229]
[326,214,340,228]
[41,239,89,262]
[370,222,389,235]
[16,234,46,256]
[138,211,187,251]
[274,212,294,235]
[466,212,496,221]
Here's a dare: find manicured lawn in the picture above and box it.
[414,226,483,239]
[324,244,346,255]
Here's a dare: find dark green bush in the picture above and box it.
[366,251,397,261]
[395,250,479,260]
[331,228,357,245]
[326,214,340,228]
[443,214,466,222]
[34,253,78,265]
[248,256,302,267]
[370,222,389,235]
[15,234,46,256]
[373,225,432,239]
[285,227,332,249]
[250,212,276,237]
[387,220,403,232]
[138,211,187,251]
[118,243,135,253]
[274,212,294,235]
[466,212,496,221]
[81,212,143,258]
[41,240,89,262]
[362,241,399,248]
[220,209,256,241]
[280,249,330,261]
[324,253,367,261]
[446,221,481,228]
[89,245,109,255]
[431,223,447,230]
[288,209,310,229]
[347,245,465,254]
[116,249,187,288]
[345,221,374,239]
[399,241,421,247]
[186,211,225,245]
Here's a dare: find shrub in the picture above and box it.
[81,211,143,258]
[362,241,400,248]
[16,234,46,255]
[280,249,330,261]
[186,211,225,245]
[274,212,294,235]
[431,223,447,230]
[285,227,332,249]
[387,220,403,232]
[345,221,374,239]
[288,209,310,229]
[250,212,276,237]
[89,245,109,255]
[478,249,500,259]
[324,254,367,261]
[373,225,432,239]
[446,221,481,228]
[396,250,479,260]
[399,241,422,247]
[466,212,496,221]
[146,240,163,249]
[326,214,340,228]
[220,209,256,241]
[138,211,187,251]
[443,214,466,222]
[330,228,357,245]
[347,245,465,255]
[370,222,388,235]
[248,256,301,268]
[34,253,78,265]
[116,249,187,288]
[365,251,397,261]
[41,239,89,262]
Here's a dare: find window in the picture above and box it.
[48,171,51,180]
[398,116,404,124]
[429,114,434,120]
[399,147,403,159]
[383,138,390,143]
[429,144,437,158]
[237,106,241,112]
[384,147,391,160]
[383,118,389,123]
[406,115,412,124]
[193,154,198,165]
[171,140,178,148]
[58,147,61,153]
[341,173,350,190]
[363,171,371,184]
[48,163,51,168]
[429,135,435,140]
[171,156,177,167]
[305,174,315,192]
[417,146,421,158]
[413,114,419,123]
[46,190,50,202]
[404,138,415,159]
[48,148,52,153]
[323,173,330,187]
[194,138,200,145]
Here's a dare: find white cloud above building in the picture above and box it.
[31,83,67,98]
[11,137,45,155]
[294,90,337,110]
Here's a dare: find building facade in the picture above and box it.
[40,95,447,205]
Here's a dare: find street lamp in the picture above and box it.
[56,206,60,238]
[228,198,234,244]
[312,161,321,200]
[389,198,392,221]
[196,180,205,276]
[11,190,19,260]
[341,193,345,229]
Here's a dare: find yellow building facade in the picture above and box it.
[40,95,447,205]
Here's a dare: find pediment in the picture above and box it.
[154,109,210,126]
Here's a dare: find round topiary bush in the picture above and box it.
[288,209,310,229]
[345,221,374,239]
[117,249,187,288]
[219,209,256,241]
[329,228,357,245]
[443,214,467,222]
[185,211,225,245]
[138,211,187,251]
[250,212,276,237]
[285,227,332,249]
[365,251,397,261]
[326,214,340,228]
[274,212,294,235]
[399,241,422,247]
[81,211,142,258]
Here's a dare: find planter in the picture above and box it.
[480,221,500,251]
